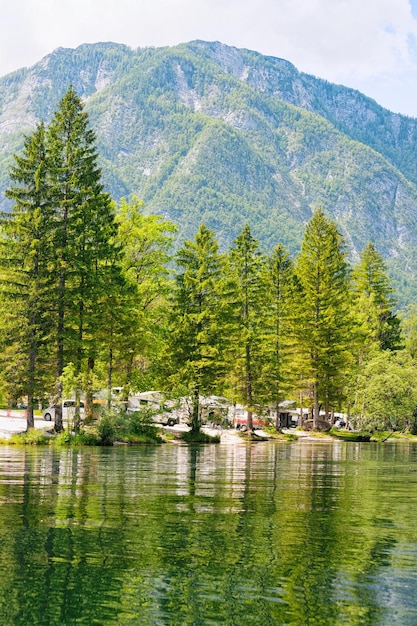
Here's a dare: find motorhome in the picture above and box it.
[43,400,85,422]
[127,391,180,426]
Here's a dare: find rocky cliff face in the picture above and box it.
[1,40,417,303]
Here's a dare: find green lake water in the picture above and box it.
[0,440,417,625]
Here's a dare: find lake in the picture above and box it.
[0,440,416,625]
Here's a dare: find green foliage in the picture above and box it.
[8,429,50,445]
[329,429,371,442]
[400,304,417,359]
[293,208,352,424]
[106,197,176,392]
[1,86,118,432]
[263,427,298,441]
[181,429,220,443]
[352,242,402,351]
[167,224,229,432]
[96,412,117,445]
[351,350,417,432]
[225,224,268,431]
[54,430,100,446]
[0,121,55,427]
[2,41,417,303]
[260,244,296,419]
[96,409,163,445]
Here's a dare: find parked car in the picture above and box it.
[43,400,85,421]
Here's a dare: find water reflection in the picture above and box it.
[0,442,416,624]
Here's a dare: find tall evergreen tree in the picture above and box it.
[46,86,117,430]
[167,224,228,433]
[227,224,267,433]
[294,208,352,429]
[261,244,296,429]
[0,122,55,429]
[352,242,402,351]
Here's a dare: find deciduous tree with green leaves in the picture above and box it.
[352,350,417,432]
[106,197,176,397]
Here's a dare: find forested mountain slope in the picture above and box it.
[1,40,417,303]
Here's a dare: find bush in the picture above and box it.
[96,409,162,445]
[181,430,220,443]
[96,412,117,446]
[8,429,50,445]
[54,430,100,446]
[330,429,371,442]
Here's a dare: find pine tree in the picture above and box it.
[352,242,402,351]
[46,86,117,430]
[226,224,267,432]
[261,244,296,429]
[167,224,228,433]
[294,208,352,429]
[0,122,55,429]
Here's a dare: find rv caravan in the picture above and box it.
[126,392,181,426]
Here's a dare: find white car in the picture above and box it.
[43,400,85,421]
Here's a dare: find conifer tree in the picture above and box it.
[167,224,228,433]
[227,224,267,432]
[352,242,402,351]
[294,208,352,429]
[0,122,55,429]
[261,244,296,429]
[1,87,118,432]
[46,86,117,430]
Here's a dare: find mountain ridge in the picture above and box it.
[1,40,417,304]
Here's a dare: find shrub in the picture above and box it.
[54,431,72,446]
[8,429,50,445]
[330,429,371,442]
[96,412,117,446]
[54,430,100,446]
[181,430,220,443]
[96,409,162,445]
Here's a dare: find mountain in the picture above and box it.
[1,40,417,305]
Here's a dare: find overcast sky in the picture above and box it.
[2,0,417,117]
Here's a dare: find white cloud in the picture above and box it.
[1,0,417,115]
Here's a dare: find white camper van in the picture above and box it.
[43,400,85,422]
[127,391,180,426]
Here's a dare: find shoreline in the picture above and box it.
[1,414,415,445]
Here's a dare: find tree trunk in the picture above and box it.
[26,394,35,431]
[191,387,200,433]
[54,211,67,433]
[275,398,280,431]
[26,328,36,430]
[245,343,254,432]
[313,381,320,430]
[299,391,304,428]
[107,345,113,410]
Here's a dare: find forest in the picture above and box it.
[1,86,416,439]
